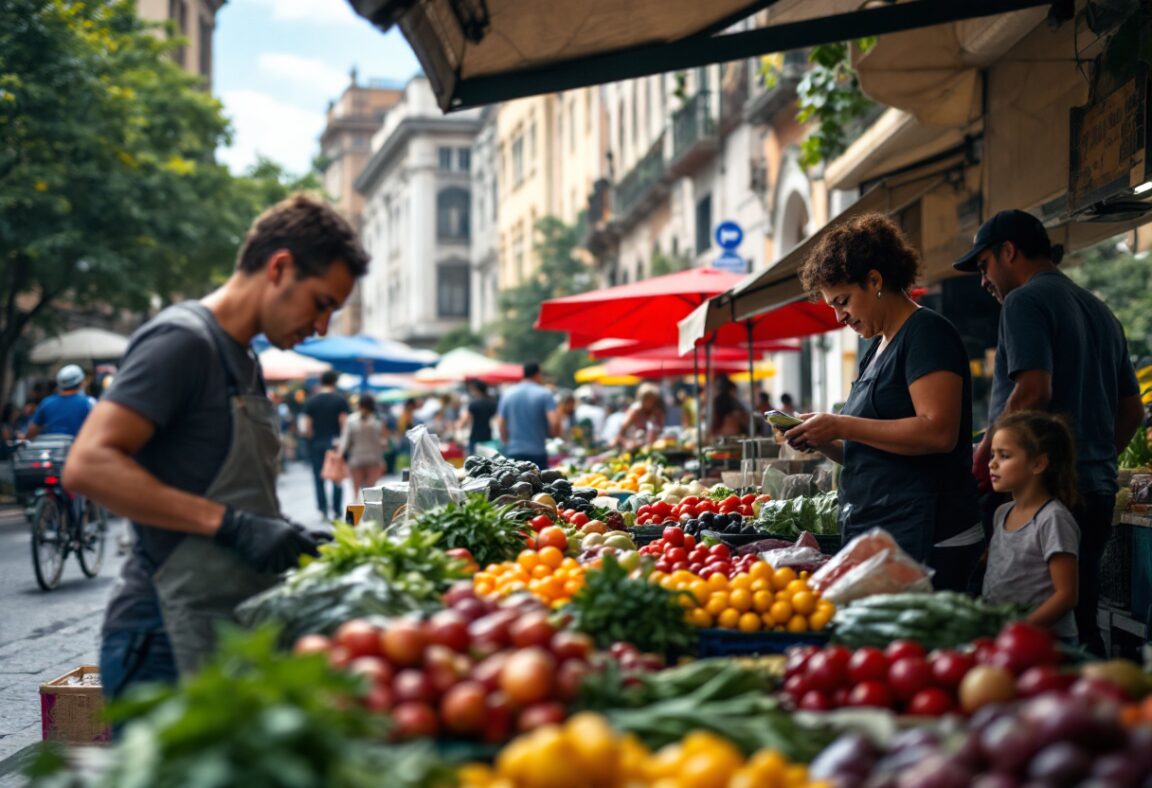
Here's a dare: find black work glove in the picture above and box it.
[213,507,320,573]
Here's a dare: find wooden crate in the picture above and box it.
[40,666,111,745]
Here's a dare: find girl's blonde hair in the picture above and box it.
[990,411,1080,510]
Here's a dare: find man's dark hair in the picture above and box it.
[781,393,794,406]
[236,193,370,279]
[320,370,339,386]
[523,362,541,379]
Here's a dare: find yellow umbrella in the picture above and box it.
[574,364,641,386]
[730,361,778,383]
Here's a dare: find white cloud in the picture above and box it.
[218,89,325,175]
[256,52,350,98]
[251,0,363,26]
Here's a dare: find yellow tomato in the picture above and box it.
[785,579,810,596]
[748,561,773,581]
[772,567,798,592]
[786,615,809,633]
[782,763,811,787]
[730,574,753,592]
[564,713,619,779]
[717,608,741,629]
[752,590,775,613]
[791,591,817,616]
[746,749,789,782]
[517,550,541,571]
[769,600,793,624]
[750,578,771,593]
[705,593,730,617]
[687,580,709,605]
[688,607,714,628]
[738,612,762,632]
[649,570,666,585]
[706,572,730,592]
[808,609,833,631]
[729,588,753,612]
[538,546,564,569]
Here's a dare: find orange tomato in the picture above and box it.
[536,526,569,552]
[729,589,753,613]
[737,612,762,632]
[538,546,565,569]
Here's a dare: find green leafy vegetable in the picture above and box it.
[27,627,453,788]
[755,492,840,537]
[565,554,697,656]
[409,494,532,567]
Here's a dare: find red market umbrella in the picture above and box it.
[537,268,744,346]
[588,340,800,361]
[595,356,767,380]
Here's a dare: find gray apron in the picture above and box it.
[152,303,282,675]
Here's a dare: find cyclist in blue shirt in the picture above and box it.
[27,365,94,439]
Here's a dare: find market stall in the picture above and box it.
[35,433,1152,788]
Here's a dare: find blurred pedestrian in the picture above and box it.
[27,365,93,439]
[303,370,351,521]
[339,393,388,502]
[496,362,557,469]
[779,392,798,416]
[574,387,607,443]
[614,382,665,450]
[457,379,498,454]
[711,374,749,437]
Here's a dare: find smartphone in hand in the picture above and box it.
[764,410,802,430]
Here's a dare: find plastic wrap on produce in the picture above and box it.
[810,528,933,605]
[405,425,466,521]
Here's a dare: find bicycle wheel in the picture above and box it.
[77,501,107,578]
[31,495,66,591]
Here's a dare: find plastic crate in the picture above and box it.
[1100,523,1132,608]
[695,628,829,657]
[40,666,111,745]
[1130,523,1152,621]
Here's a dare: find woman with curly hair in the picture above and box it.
[783,213,982,591]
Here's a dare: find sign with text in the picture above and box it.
[1068,73,1148,213]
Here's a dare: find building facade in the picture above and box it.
[136,0,224,87]
[355,77,482,349]
[319,74,404,335]
[469,107,500,334]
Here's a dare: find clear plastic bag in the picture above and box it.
[405,425,466,521]
[810,527,933,605]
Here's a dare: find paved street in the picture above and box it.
[0,460,345,772]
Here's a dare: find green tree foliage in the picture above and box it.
[492,216,592,381]
[793,40,877,169]
[1065,242,1152,359]
[434,324,484,354]
[650,247,693,277]
[0,0,318,395]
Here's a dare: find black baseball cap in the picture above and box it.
[953,209,1061,272]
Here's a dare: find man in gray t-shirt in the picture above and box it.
[496,362,557,469]
[954,210,1143,654]
[983,501,1080,640]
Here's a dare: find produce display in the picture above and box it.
[831,592,1022,652]
[460,712,823,788]
[654,562,835,634]
[40,449,1152,788]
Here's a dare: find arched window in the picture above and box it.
[437,187,470,240]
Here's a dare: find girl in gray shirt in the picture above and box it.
[983,412,1081,640]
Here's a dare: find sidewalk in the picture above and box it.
[0,460,350,783]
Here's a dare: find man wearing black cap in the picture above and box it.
[955,209,1144,654]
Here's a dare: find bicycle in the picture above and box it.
[11,436,108,591]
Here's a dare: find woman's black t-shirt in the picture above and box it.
[468,397,498,443]
[838,308,980,557]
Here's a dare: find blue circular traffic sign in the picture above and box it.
[714,221,743,250]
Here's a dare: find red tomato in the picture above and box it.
[636,505,652,517]
[711,561,732,576]
[669,561,689,572]
[722,494,741,508]
[805,651,849,692]
[683,534,696,550]
[884,640,926,663]
[928,650,975,690]
[689,547,709,564]
[994,621,1059,673]
[680,496,700,508]
[846,647,889,684]
[846,680,894,709]
[662,526,685,546]
[906,687,954,716]
[719,502,738,514]
[785,646,820,678]
[528,515,553,533]
[697,500,717,513]
[888,657,932,701]
[665,547,688,564]
[708,543,732,560]
[569,512,589,527]
[970,637,998,665]
[654,560,671,573]
[1016,665,1075,697]
[799,690,834,711]
[651,501,671,517]
[740,493,756,504]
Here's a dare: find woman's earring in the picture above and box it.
[876,290,883,299]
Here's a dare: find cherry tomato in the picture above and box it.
[928,650,975,690]
[884,640,926,663]
[708,543,732,560]
[805,651,849,692]
[665,547,688,564]
[662,526,685,546]
[846,681,894,709]
[528,515,553,532]
[888,656,932,701]
[906,687,954,716]
[683,534,696,550]
[799,690,834,711]
[636,505,652,517]
[569,512,589,527]
[680,496,700,508]
[846,647,889,684]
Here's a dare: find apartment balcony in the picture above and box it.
[615,133,670,229]
[581,178,620,260]
[668,92,718,178]
[743,49,808,125]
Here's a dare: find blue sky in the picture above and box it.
[214,0,421,175]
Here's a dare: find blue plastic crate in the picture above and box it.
[695,628,830,657]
